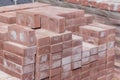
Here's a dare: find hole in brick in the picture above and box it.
[20,32,25,42]
[10,31,17,40]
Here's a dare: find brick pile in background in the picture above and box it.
[65,0,120,12]
[0,2,116,80]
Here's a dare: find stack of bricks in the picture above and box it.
[16,6,93,33]
[0,2,116,80]
[0,2,50,80]
[79,23,116,80]
[2,24,36,80]
[65,0,120,12]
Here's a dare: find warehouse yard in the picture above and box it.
[0,0,119,80]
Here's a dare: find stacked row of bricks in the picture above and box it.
[0,2,116,80]
[65,0,120,12]
[114,27,120,79]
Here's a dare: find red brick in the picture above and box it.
[3,41,36,57]
[98,64,106,72]
[72,35,82,47]
[0,64,34,80]
[35,29,62,45]
[41,15,65,33]
[90,23,116,35]
[37,45,50,55]
[81,70,90,79]
[0,56,4,65]
[35,30,50,47]
[83,42,98,55]
[72,68,81,76]
[39,62,50,71]
[106,61,114,69]
[62,48,72,58]
[90,55,98,62]
[61,71,72,79]
[62,63,71,72]
[66,17,86,27]
[50,74,61,80]
[3,59,34,74]
[0,12,16,24]
[97,75,106,80]
[63,40,72,49]
[51,59,61,69]
[0,22,9,41]
[0,50,3,57]
[82,57,90,65]
[16,10,41,28]
[81,64,90,72]
[107,41,115,49]
[98,43,107,52]
[0,41,3,50]
[50,67,61,77]
[50,43,63,53]
[4,50,35,65]
[81,25,107,38]
[8,24,36,46]
[106,68,114,74]
[84,14,94,24]
[72,60,81,70]
[61,31,72,41]
[50,52,62,61]
[72,45,82,55]
[37,53,50,64]
[106,73,113,80]
[72,52,81,62]
[62,56,72,65]
[35,70,49,80]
